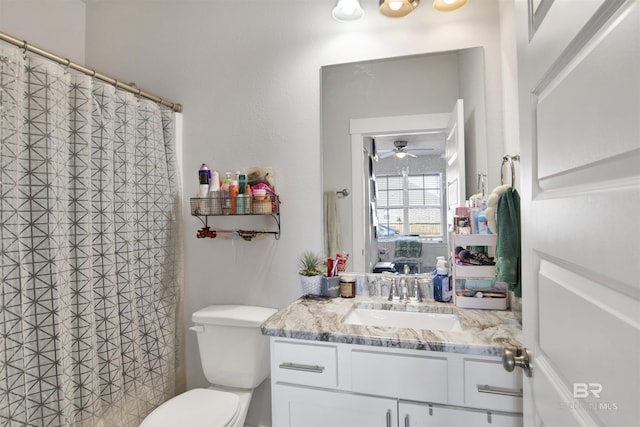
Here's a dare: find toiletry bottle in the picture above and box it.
[432,256,445,277]
[229,179,239,214]
[208,170,221,214]
[477,211,490,234]
[198,164,211,198]
[239,173,247,195]
[433,262,451,302]
[222,172,232,214]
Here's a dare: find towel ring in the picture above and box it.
[501,154,520,189]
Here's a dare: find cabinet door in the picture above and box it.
[273,384,398,427]
[399,401,522,427]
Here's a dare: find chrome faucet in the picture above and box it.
[410,278,422,302]
[399,278,409,302]
[388,278,400,301]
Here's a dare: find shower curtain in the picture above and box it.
[0,45,183,426]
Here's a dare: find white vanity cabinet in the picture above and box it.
[270,337,522,427]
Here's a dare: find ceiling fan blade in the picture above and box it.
[407,152,418,158]
[379,151,395,159]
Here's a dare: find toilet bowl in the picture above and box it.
[140,305,277,427]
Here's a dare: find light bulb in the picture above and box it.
[342,5,356,14]
[433,0,468,12]
[333,0,364,21]
[380,0,419,18]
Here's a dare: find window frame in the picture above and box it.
[376,172,445,240]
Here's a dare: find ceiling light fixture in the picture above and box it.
[379,0,420,18]
[432,0,468,13]
[332,0,364,22]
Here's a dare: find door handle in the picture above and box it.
[502,348,532,377]
[386,409,391,427]
[278,362,325,374]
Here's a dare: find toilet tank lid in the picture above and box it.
[192,305,277,327]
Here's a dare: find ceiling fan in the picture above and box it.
[379,140,432,159]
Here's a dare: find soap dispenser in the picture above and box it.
[433,261,451,302]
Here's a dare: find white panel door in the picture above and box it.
[515,0,640,426]
[445,99,465,229]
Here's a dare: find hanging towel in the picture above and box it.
[324,191,342,259]
[495,188,521,297]
[394,238,423,259]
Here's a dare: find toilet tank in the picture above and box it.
[191,305,277,389]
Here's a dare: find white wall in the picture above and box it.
[2,1,516,426]
[0,0,86,63]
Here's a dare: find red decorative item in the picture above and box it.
[196,226,216,239]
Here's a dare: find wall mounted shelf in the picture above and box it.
[190,195,281,240]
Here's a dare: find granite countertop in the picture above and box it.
[261,295,523,357]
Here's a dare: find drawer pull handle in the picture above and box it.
[386,409,391,427]
[279,362,325,374]
[404,413,410,427]
[477,384,523,398]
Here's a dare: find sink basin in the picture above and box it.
[344,307,462,332]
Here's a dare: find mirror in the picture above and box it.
[321,48,488,273]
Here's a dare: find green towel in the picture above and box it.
[495,188,521,297]
[394,238,423,259]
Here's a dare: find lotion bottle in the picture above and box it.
[433,262,451,302]
[208,170,221,214]
[229,179,239,214]
[222,172,232,214]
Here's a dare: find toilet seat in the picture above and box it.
[140,388,241,427]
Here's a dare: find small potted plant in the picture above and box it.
[298,251,325,295]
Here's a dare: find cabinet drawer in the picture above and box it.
[464,359,523,412]
[272,340,338,389]
[351,349,448,403]
[454,264,495,278]
[401,401,522,427]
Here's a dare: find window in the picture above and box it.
[376,173,443,239]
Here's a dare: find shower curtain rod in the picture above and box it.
[0,31,183,113]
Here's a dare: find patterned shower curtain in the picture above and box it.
[0,45,183,426]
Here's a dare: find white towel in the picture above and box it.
[324,191,342,259]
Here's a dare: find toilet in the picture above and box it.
[140,305,277,427]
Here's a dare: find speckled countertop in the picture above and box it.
[261,296,522,357]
